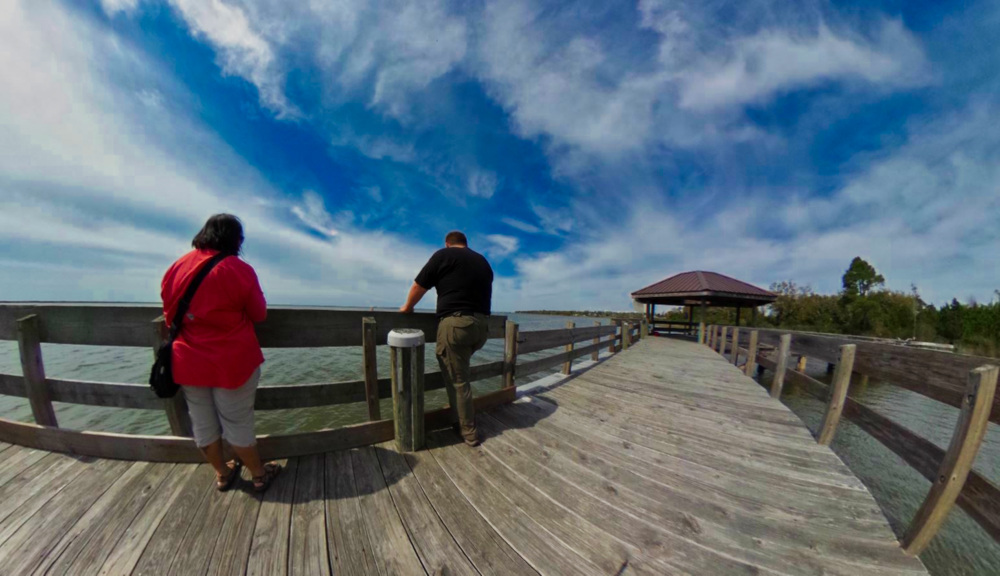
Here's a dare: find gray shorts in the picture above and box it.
[182,367,260,448]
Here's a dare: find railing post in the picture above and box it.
[640,319,649,340]
[152,318,192,437]
[362,317,381,421]
[610,320,620,354]
[745,330,759,377]
[623,322,632,350]
[591,320,600,362]
[770,334,791,399]
[503,321,518,389]
[817,344,857,445]
[731,327,741,366]
[389,329,425,452]
[706,324,714,348]
[563,321,575,375]
[902,365,999,555]
[698,321,706,344]
[719,326,729,357]
[17,315,58,428]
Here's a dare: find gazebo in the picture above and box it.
[630,271,777,341]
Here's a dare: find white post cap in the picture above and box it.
[387,328,425,348]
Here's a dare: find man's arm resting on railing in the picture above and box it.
[399,282,429,314]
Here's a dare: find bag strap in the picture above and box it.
[167,252,229,341]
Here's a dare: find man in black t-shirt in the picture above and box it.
[400,231,493,446]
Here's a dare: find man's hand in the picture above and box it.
[400,282,428,314]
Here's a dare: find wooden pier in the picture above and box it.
[0,335,930,575]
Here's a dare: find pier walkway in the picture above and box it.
[0,337,926,575]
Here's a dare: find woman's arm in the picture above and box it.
[245,266,267,323]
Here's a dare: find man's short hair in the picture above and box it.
[445,231,468,246]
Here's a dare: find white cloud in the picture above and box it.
[364,186,383,203]
[291,190,339,237]
[467,170,500,199]
[0,0,440,308]
[678,21,928,111]
[167,0,300,118]
[485,234,520,258]
[100,0,139,17]
[501,217,541,234]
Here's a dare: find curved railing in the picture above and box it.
[0,303,639,462]
[706,323,1000,556]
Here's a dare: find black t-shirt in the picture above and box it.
[415,247,494,317]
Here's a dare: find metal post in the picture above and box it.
[389,329,425,452]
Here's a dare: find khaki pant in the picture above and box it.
[436,314,489,435]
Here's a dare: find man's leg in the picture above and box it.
[436,316,478,446]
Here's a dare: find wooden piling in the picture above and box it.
[817,344,857,445]
[770,334,791,399]
[731,328,741,366]
[706,324,714,348]
[719,326,729,357]
[640,319,649,340]
[17,315,58,428]
[389,331,426,452]
[362,317,381,421]
[745,330,759,377]
[609,320,619,354]
[563,321,575,375]
[623,322,632,350]
[591,320,600,362]
[503,321,518,388]
[902,365,999,555]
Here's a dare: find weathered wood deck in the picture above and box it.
[0,337,926,575]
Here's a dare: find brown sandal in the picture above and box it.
[253,462,282,493]
[216,460,242,492]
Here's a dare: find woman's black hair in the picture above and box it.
[192,214,244,256]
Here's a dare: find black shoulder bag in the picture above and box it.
[149,253,228,398]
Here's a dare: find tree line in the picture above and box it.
[690,257,1000,358]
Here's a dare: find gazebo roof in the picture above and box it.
[631,271,776,307]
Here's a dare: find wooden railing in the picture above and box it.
[0,304,643,462]
[705,323,1000,556]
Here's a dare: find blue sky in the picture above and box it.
[1,0,998,311]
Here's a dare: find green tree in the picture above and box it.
[842,257,886,298]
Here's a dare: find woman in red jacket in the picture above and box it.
[161,214,281,492]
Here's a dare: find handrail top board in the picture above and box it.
[0,303,506,348]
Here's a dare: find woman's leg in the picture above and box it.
[182,385,230,477]
[214,368,268,477]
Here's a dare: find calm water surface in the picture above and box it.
[2,317,997,575]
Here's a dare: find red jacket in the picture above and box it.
[161,249,266,389]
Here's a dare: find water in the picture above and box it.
[2,318,996,574]
[754,363,1000,575]
[0,312,606,436]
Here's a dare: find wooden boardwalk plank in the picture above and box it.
[247,458,297,576]
[374,442,479,576]
[206,467,263,576]
[326,450,377,576]
[350,446,424,576]
[167,465,240,575]
[34,462,172,575]
[131,464,216,576]
[97,463,200,576]
[425,438,604,575]
[404,448,537,576]
[0,445,48,489]
[290,454,330,576]
[479,412,922,575]
[0,453,77,531]
[0,458,130,575]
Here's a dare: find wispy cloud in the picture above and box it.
[485,234,520,258]
[501,217,541,234]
